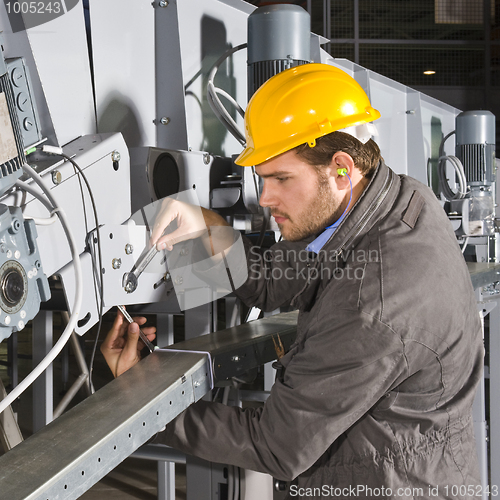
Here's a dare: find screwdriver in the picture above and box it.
[117,305,157,353]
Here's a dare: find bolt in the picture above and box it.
[194,381,200,388]
[111,151,121,162]
[6,250,12,258]
[28,271,33,279]
[5,316,11,325]
[20,310,26,319]
[203,153,211,165]
[406,110,415,115]
[160,117,170,125]
[174,276,183,285]
[125,244,134,255]
[14,250,20,259]
[232,355,241,362]
[52,170,62,185]
[18,321,24,330]
[112,258,122,269]
[159,0,168,6]
[165,272,171,281]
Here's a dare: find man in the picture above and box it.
[102,64,483,498]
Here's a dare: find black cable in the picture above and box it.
[59,153,104,394]
[39,148,105,393]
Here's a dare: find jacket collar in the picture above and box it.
[290,160,400,310]
[319,160,400,258]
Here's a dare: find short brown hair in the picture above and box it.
[294,131,381,178]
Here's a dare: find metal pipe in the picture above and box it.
[132,443,186,464]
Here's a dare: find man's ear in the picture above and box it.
[331,152,355,187]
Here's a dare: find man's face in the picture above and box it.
[255,149,344,241]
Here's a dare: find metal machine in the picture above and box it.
[0,1,497,499]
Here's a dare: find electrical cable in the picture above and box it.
[437,131,467,201]
[15,180,59,226]
[0,163,83,415]
[461,236,469,254]
[41,146,104,394]
[24,213,58,226]
[207,43,247,146]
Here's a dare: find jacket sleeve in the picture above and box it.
[156,307,406,480]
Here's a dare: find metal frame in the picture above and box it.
[0,310,299,499]
[0,350,211,500]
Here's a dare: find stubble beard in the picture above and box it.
[276,172,344,242]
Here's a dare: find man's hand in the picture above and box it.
[101,310,156,378]
[150,198,230,254]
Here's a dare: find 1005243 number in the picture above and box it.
[444,485,499,497]
[5,2,62,14]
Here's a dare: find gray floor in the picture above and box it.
[0,311,187,500]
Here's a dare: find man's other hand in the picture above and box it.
[101,310,156,378]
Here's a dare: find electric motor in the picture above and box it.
[456,110,496,186]
[247,5,311,98]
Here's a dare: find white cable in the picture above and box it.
[438,154,467,200]
[207,43,247,146]
[24,214,59,226]
[42,145,64,156]
[461,236,469,254]
[214,87,245,118]
[0,164,83,415]
[436,130,468,201]
[15,180,54,213]
[16,180,59,226]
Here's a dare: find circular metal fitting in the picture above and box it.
[0,260,28,314]
[111,150,121,162]
[52,170,62,185]
[112,258,122,270]
[203,153,211,165]
[11,220,21,234]
[159,0,168,6]
[160,117,170,126]
[125,244,134,255]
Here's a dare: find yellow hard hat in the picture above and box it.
[235,63,381,166]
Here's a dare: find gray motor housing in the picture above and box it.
[247,5,311,98]
[456,110,496,186]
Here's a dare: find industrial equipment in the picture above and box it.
[0,1,497,500]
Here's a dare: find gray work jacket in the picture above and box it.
[158,160,483,499]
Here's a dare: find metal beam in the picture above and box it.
[0,351,210,500]
[168,310,298,383]
[0,310,299,499]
